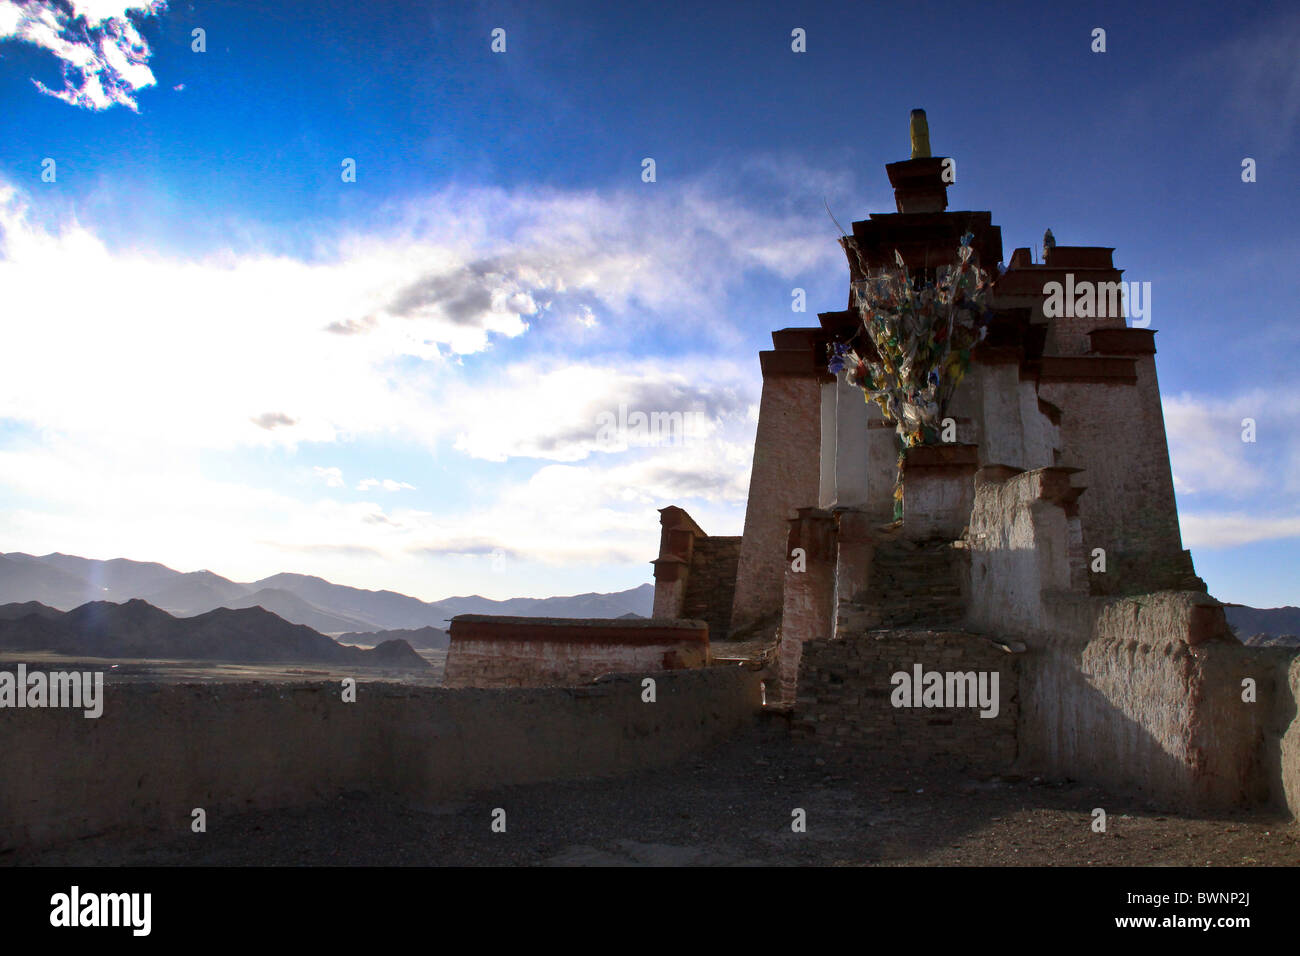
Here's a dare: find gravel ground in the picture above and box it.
[11,720,1300,867]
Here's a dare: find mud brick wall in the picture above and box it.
[792,629,1020,769]
[1020,595,1293,811]
[444,616,709,688]
[0,665,763,851]
[681,536,741,642]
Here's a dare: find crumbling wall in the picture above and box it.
[964,466,1278,808]
[1012,592,1277,809]
[0,664,763,851]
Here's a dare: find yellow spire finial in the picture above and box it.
[909,109,931,159]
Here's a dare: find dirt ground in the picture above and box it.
[11,718,1300,867]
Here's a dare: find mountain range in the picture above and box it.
[1224,605,1300,648]
[0,599,429,668]
[12,551,1294,651]
[0,552,654,635]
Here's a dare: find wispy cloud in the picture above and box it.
[1117,9,1300,161]
[440,361,751,464]
[0,173,806,594]
[1164,386,1300,552]
[312,466,344,489]
[1180,513,1300,550]
[0,178,807,455]
[1164,388,1300,497]
[357,478,414,492]
[250,411,297,431]
[0,0,168,111]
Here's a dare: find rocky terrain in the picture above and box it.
[1225,605,1300,646]
[338,625,449,650]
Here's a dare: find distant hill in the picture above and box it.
[0,599,428,669]
[139,570,255,617]
[1243,633,1300,648]
[0,552,655,632]
[221,588,376,635]
[251,572,440,631]
[337,625,450,650]
[0,554,95,609]
[0,600,64,621]
[1224,606,1300,645]
[422,585,657,624]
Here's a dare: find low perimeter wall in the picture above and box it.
[445,615,709,688]
[1018,592,1300,812]
[0,664,762,852]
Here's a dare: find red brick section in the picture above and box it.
[1188,603,1232,646]
[1030,356,1138,385]
[758,349,824,378]
[885,157,951,213]
[1089,328,1156,355]
[651,555,686,582]
[775,509,837,707]
[771,327,831,353]
[652,506,706,618]
[847,210,1003,281]
[445,616,712,687]
[1044,246,1115,269]
[658,505,705,542]
[449,616,708,648]
[901,442,979,472]
[994,247,1128,357]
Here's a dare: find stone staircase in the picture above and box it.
[835,534,967,637]
[868,538,966,627]
[791,530,1019,767]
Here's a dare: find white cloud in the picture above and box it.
[0,0,168,111]
[1163,388,1300,497]
[439,359,753,463]
[0,425,748,598]
[0,175,826,593]
[357,478,415,492]
[313,466,344,488]
[1164,387,1300,551]
[0,180,801,458]
[1180,512,1300,550]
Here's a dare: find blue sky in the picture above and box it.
[0,0,1296,606]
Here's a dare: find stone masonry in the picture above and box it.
[793,628,1020,770]
[680,535,741,643]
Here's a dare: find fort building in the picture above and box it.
[438,111,1298,814]
[646,112,1291,808]
[9,114,1300,853]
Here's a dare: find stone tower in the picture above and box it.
[654,109,1202,645]
[648,113,1272,812]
